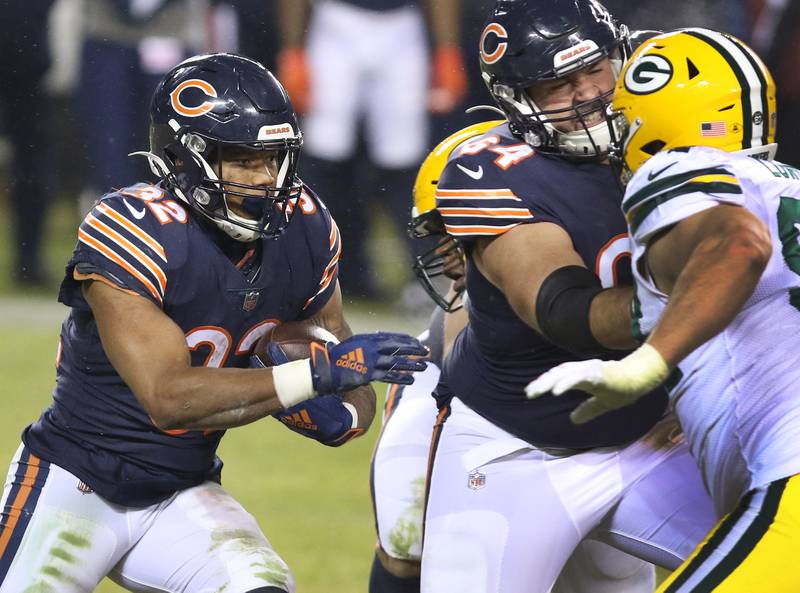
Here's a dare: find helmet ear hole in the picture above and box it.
[686,58,700,79]
[641,140,666,155]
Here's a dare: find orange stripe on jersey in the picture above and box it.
[85,214,167,295]
[96,203,167,262]
[303,220,343,310]
[436,188,517,197]
[384,384,400,422]
[438,207,532,218]
[329,219,340,250]
[445,223,521,236]
[78,229,163,303]
[0,455,40,559]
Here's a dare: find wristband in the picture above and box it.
[272,359,315,408]
[604,343,669,395]
[342,401,358,429]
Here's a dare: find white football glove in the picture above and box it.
[525,344,670,424]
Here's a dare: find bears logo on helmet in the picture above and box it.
[169,79,219,118]
[480,23,509,65]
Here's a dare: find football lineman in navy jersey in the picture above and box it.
[370,121,662,593]
[0,54,426,593]
[419,3,718,593]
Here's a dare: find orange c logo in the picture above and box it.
[169,79,218,118]
[480,23,509,65]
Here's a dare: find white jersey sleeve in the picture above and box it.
[623,147,746,245]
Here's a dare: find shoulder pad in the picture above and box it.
[77,184,191,303]
[625,148,744,241]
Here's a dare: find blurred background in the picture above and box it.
[0,0,796,591]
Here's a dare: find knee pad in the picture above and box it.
[582,540,652,581]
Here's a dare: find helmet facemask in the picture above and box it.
[486,45,627,160]
[408,209,466,313]
[154,120,303,242]
[606,108,647,186]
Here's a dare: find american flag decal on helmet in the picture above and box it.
[700,121,727,137]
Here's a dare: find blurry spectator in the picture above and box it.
[602,0,751,39]
[233,0,280,71]
[749,0,800,166]
[0,0,56,287]
[278,0,466,302]
[76,0,210,211]
[430,0,495,141]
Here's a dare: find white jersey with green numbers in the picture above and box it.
[624,145,800,515]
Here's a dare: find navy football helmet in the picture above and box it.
[479,0,630,158]
[145,53,303,242]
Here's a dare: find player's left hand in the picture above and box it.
[273,394,364,447]
[429,46,467,114]
[310,332,429,394]
[525,344,670,424]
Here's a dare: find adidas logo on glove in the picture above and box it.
[335,348,368,374]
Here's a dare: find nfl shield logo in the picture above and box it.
[468,469,486,491]
[243,290,260,312]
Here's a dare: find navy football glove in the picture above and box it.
[310,332,428,394]
[272,394,365,447]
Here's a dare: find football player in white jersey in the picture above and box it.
[371,121,657,593]
[528,28,800,592]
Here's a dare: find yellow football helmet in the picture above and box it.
[608,28,777,182]
[409,119,504,311]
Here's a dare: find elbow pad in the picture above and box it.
[535,265,606,356]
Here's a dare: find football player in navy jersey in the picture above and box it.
[419,3,718,593]
[0,54,426,593]
[370,121,661,593]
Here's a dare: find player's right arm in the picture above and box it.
[472,219,637,353]
[437,133,637,354]
[85,280,426,431]
[84,279,290,431]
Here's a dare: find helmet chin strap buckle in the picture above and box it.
[193,188,211,205]
[525,130,543,147]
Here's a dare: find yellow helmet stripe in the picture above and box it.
[684,28,768,149]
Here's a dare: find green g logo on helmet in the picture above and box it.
[624,55,673,95]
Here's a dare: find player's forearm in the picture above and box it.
[341,384,376,431]
[147,366,289,431]
[647,230,771,367]
[426,0,460,46]
[279,0,310,48]
[589,286,638,350]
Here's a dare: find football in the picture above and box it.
[252,321,338,367]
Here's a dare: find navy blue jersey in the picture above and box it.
[423,306,446,368]
[435,123,667,449]
[23,183,340,507]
